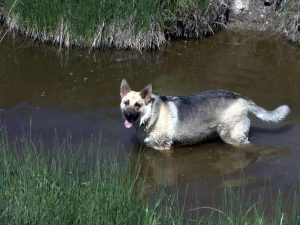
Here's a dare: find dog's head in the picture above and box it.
[120,79,152,128]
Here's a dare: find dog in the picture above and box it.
[120,79,290,150]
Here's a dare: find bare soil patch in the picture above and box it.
[228,0,281,31]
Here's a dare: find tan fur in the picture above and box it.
[122,91,143,107]
[221,99,248,123]
[218,99,250,146]
[147,102,173,150]
[153,103,170,134]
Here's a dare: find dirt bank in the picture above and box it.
[228,0,300,44]
[228,0,281,31]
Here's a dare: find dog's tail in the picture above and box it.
[248,100,291,122]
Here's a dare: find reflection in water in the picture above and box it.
[139,142,289,188]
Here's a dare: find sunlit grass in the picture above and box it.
[0,134,183,225]
[0,131,298,224]
[1,0,228,50]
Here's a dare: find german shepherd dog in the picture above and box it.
[120,79,290,150]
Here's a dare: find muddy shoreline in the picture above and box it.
[228,0,281,31]
[229,0,300,44]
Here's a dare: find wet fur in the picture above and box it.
[120,80,290,150]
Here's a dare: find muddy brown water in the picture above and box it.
[0,30,299,210]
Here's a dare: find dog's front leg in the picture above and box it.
[144,137,155,147]
[144,137,172,150]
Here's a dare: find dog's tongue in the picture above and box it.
[124,120,133,128]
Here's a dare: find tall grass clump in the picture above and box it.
[1,0,229,50]
[279,0,300,44]
[0,134,183,225]
[214,185,299,225]
[0,0,4,24]
[0,131,298,224]
[187,182,299,225]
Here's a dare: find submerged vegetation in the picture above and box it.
[0,132,299,224]
[0,0,229,50]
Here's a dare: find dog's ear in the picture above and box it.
[140,84,152,102]
[120,79,131,97]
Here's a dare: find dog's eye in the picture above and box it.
[134,102,141,108]
[124,100,129,105]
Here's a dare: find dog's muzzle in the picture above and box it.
[123,111,139,123]
[123,110,139,129]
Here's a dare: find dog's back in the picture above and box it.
[163,91,249,145]
[167,90,289,147]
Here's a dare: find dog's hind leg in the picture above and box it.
[218,117,250,147]
[230,117,250,145]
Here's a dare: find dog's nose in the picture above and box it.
[125,111,133,118]
[124,110,139,123]
[124,111,135,121]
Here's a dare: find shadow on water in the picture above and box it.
[0,29,299,207]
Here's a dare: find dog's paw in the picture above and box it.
[155,145,172,151]
[144,138,171,150]
[144,137,151,145]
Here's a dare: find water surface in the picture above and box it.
[0,30,299,209]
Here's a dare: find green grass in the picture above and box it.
[1,0,229,50]
[0,135,188,225]
[217,185,299,225]
[0,132,299,224]
[0,134,183,225]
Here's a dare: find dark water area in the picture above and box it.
[0,30,299,209]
